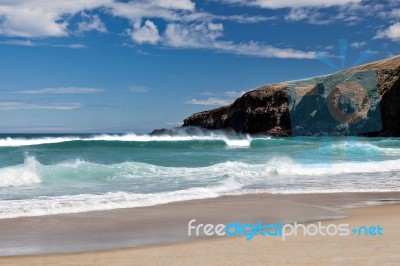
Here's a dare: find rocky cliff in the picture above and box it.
[183,56,400,136]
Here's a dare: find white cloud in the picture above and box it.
[349,41,366,49]
[222,0,383,26]
[131,20,160,44]
[0,7,67,37]
[0,0,316,59]
[375,22,400,41]
[0,39,37,46]
[0,0,113,37]
[168,10,272,24]
[389,8,400,19]
[0,0,270,38]
[129,86,149,93]
[0,0,195,38]
[284,8,335,25]
[218,40,316,59]
[78,13,107,33]
[283,5,366,25]
[150,0,195,11]
[164,22,224,48]
[186,97,232,106]
[19,87,104,94]
[53,43,88,49]
[0,40,87,48]
[211,14,272,24]
[221,0,361,9]
[224,91,246,98]
[186,90,246,106]
[377,6,400,20]
[285,8,309,21]
[117,3,313,59]
[110,0,194,24]
[0,102,82,110]
[164,22,315,59]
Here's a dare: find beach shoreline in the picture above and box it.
[0,191,399,262]
[3,202,398,265]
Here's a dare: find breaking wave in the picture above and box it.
[0,133,255,148]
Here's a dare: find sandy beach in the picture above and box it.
[0,192,400,265]
[2,1,400,265]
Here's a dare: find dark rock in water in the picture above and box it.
[150,128,177,135]
[183,83,291,136]
[183,55,400,137]
[150,126,239,136]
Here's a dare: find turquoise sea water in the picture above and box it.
[0,132,399,218]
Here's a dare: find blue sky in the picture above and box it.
[0,0,399,133]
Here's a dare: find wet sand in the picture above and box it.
[1,192,400,265]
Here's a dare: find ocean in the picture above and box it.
[0,132,399,219]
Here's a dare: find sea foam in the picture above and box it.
[0,156,41,187]
[0,134,254,148]
[1,156,400,188]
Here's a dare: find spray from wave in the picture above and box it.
[0,132,256,148]
[0,155,399,192]
[1,134,400,219]
[0,156,41,187]
[2,156,400,188]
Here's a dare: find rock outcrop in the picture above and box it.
[183,55,400,136]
